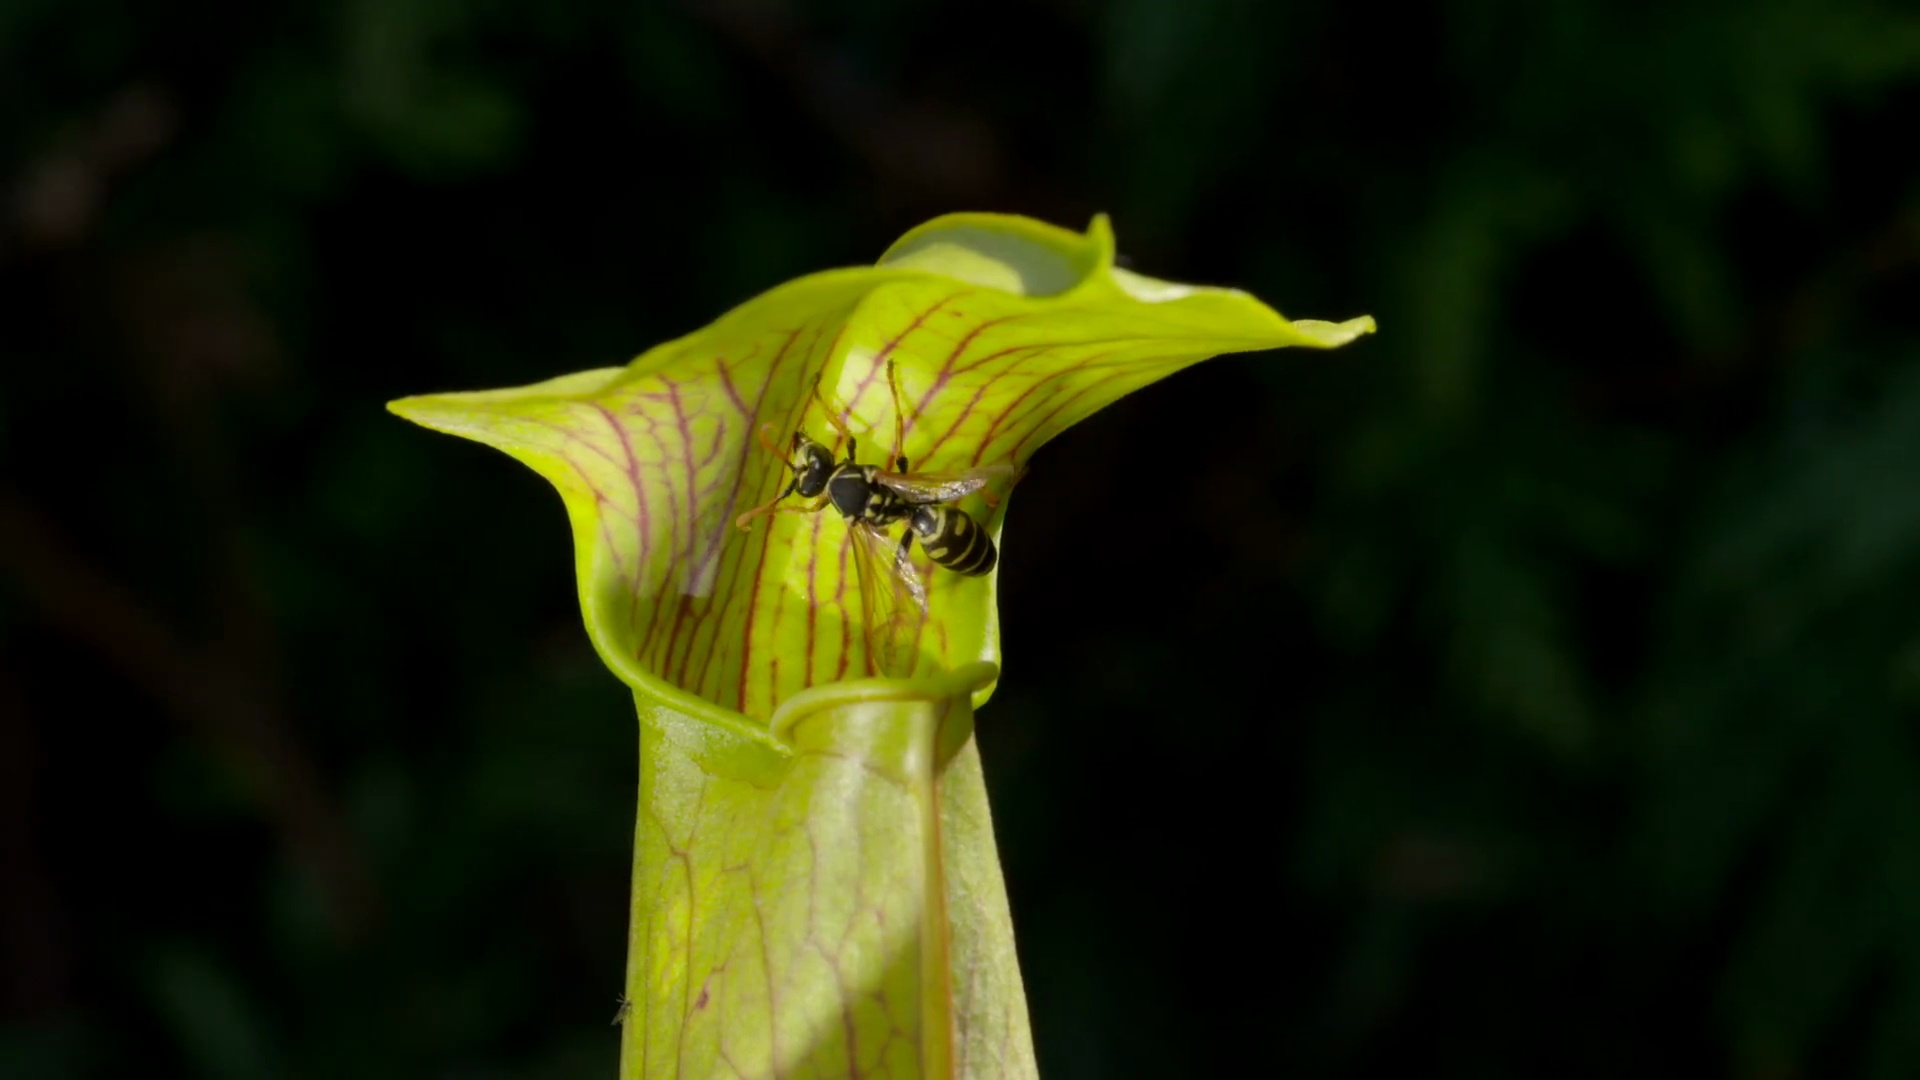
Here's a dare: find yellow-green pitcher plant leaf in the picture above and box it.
[389,212,1372,721]
[627,664,1026,1079]
[388,211,1374,1078]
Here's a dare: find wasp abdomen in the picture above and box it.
[911,506,997,576]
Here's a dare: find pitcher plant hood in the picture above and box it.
[387,212,1375,726]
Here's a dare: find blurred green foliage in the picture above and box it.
[2,0,1918,1077]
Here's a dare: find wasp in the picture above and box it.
[734,359,1015,675]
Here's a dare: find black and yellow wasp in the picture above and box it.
[734,359,1016,674]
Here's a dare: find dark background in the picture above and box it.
[4,0,1919,1077]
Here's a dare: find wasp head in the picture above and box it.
[789,433,835,498]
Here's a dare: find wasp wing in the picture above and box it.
[846,519,929,678]
[869,463,1019,505]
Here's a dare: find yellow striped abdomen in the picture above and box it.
[909,505,997,576]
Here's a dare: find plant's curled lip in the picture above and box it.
[389,212,1376,724]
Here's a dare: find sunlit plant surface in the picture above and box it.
[391,212,1374,1078]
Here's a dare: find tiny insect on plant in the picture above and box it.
[735,356,1019,678]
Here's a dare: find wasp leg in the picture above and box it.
[885,357,909,469]
[733,427,803,530]
[734,492,827,531]
[732,474,797,530]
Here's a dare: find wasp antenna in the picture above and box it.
[812,387,859,445]
[754,422,785,457]
[735,496,827,531]
[735,502,786,531]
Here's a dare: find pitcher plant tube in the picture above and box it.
[389,212,1375,1079]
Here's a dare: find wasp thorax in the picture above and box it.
[826,469,871,519]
